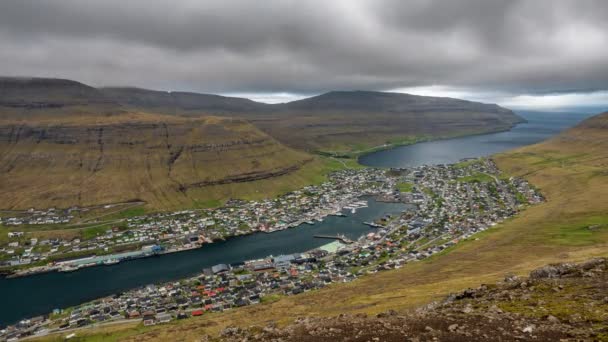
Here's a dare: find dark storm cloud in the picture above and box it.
[0,0,607,96]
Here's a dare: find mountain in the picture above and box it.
[265,91,524,151]
[102,87,525,152]
[0,77,118,117]
[283,90,512,114]
[0,112,314,210]
[0,77,524,210]
[0,77,110,106]
[0,78,318,210]
[100,87,271,114]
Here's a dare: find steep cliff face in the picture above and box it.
[0,114,311,210]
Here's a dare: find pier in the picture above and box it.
[313,234,354,244]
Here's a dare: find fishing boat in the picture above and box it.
[103,258,120,265]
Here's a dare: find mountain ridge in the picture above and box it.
[0,76,520,118]
[0,76,526,210]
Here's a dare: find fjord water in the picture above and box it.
[0,110,591,326]
[359,111,594,168]
[0,200,406,326]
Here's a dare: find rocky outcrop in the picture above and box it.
[217,258,608,341]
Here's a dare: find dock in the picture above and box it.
[363,221,384,228]
[313,234,354,244]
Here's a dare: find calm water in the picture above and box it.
[0,199,406,326]
[359,111,594,168]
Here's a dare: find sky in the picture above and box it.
[0,0,607,110]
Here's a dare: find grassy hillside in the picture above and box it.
[102,88,525,153]
[0,112,327,211]
[192,259,608,341]
[53,112,608,341]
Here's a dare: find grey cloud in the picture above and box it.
[0,0,606,95]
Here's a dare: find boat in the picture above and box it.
[59,265,80,272]
[103,258,120,265]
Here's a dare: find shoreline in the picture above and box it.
[354,122,525,162]
[1,196,383,279]
[314,119,526,162]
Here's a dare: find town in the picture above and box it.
[0,168,395,275]
[0,158,544,340]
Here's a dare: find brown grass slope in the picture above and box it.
[220,259,608,341]
[0,77,342,210]
[0,112,313,210]
[59,112,608,341]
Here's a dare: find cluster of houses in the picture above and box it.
[1,169,395,275]
[0,158,544,341]
[1,208,74,226]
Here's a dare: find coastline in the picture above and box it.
[317,121,525,161]
[1,197,381,279]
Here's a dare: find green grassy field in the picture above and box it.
[396,182,414,192]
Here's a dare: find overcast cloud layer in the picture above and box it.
[1,0,607,109]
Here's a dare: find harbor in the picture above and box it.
[0,198,408,326]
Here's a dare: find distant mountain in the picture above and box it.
[100,87,271,114]
[99,86,524,152]
[282,90,513,115]
[100,87,516,118]
[0,77,116,114]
